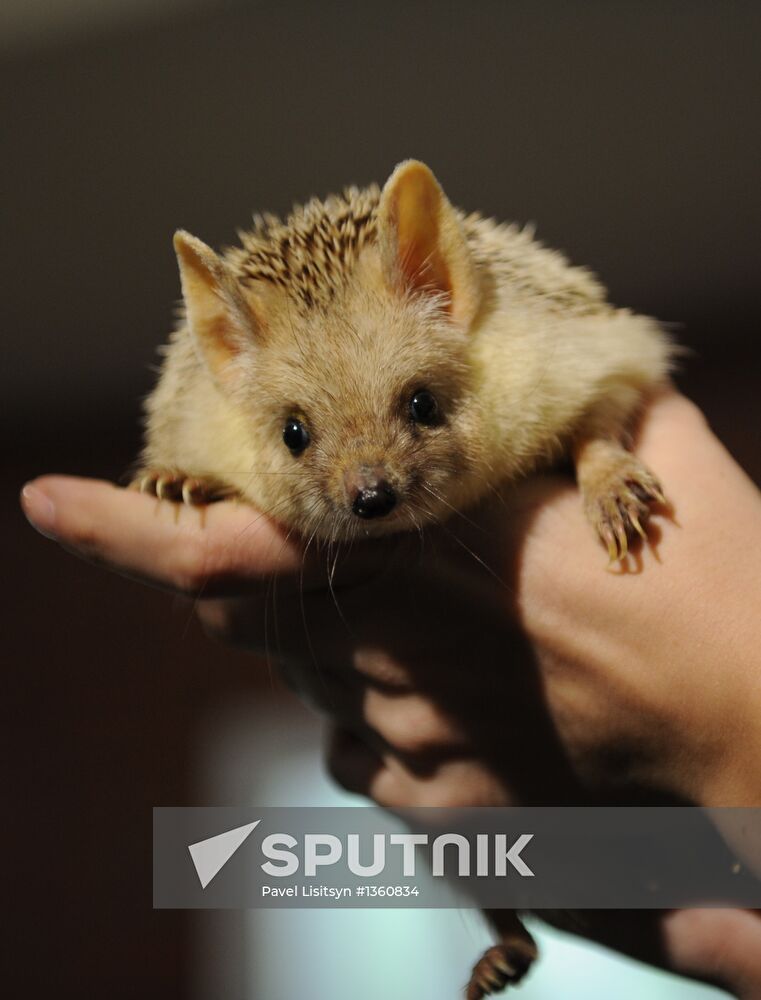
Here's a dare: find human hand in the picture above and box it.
[20,391,761,809]
[20,389,761,993]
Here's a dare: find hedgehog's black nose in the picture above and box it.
[352,483,397,519]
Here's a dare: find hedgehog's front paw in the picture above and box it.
[465,937,537,1000]
[130,469,233,505]
[578,446,665,562]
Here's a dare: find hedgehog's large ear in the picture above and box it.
[174,230,261,385]
[376,160,480,329]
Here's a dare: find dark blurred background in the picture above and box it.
[4,2,759,997]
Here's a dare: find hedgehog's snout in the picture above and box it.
[343,465,398,520]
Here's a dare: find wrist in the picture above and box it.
[694,579,761,808]
[701,691,761,808]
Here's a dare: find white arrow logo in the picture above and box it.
[188,820,260,889]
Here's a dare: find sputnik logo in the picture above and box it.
[187,821,535,888]
[188,820,261,889]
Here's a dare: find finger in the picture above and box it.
[199,610,419,690]
[662,908,761,997]
[325,725,384,796]
[351,647,414,690]
[361,688,465,755]
[285,668,463,757]
[20,475,306,596]
[197,587,357,659]
[279,660,360,718]
[325,725,418,808]
[198,598,269,646]
[326,725,507,809]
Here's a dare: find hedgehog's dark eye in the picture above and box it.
[409,389,439,425]
[283,417,310,455]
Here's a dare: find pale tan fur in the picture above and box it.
[139,159,671,554]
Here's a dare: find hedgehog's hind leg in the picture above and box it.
[465,911,538,1000]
